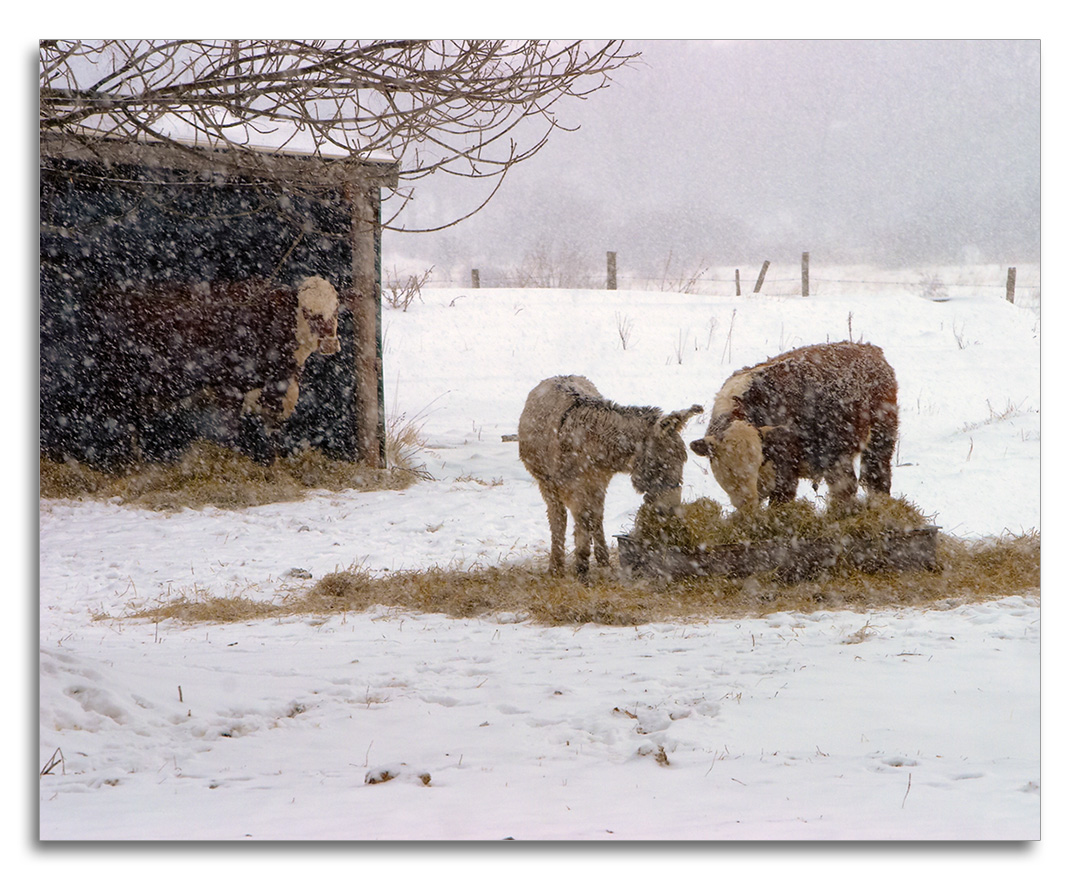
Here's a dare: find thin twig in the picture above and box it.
[40,747,66,777]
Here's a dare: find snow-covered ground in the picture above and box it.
[39,273,1042,848]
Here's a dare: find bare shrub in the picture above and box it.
[615,311,634,349]
[383,266,432,311]
[952,321,972,350]
[512,240,592,288]
[659,250,709,294]
[672,328,688,364]
[706,309,737,363]
[918,272,949,301]
[961,398,1035,432]
[385,412,434,481]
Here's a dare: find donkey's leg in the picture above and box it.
[539,483,568,576]
[569,501,597,581]
[572,514,592,580]
[590,488,611,569]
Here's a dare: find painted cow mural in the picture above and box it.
[519,375,702,579]
[689,342,898,510]
[92,276,341,463]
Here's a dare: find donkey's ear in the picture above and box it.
[660,404,704,433]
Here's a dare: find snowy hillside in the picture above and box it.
[39,274,1040,842]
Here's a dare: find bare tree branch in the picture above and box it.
[40,40,638,231]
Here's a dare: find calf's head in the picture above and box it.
[631,404,704,509]
[296,276,341,357]
[690,419,770,510]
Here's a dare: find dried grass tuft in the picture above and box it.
[39,456,118,498]
[135,595,284,624]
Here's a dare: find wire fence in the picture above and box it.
[421,274,1041,291]
[398,261,1041,311]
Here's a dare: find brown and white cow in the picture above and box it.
[250,275,342,423]
[94,275,341,463]
[689,342,898,510]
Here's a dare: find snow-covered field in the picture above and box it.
[39,270,1042,848]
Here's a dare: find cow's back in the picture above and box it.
[518,375,601,484]
[94,281,297,402]
[742,342,896,470]
[739,343,893,418]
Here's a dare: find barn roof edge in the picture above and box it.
[39,131,400,190]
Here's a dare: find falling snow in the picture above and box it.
[40,275,1040,842]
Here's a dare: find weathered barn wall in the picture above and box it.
[40,156,363,465]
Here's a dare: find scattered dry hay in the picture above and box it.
[312,565,661,627]
[131,531,1039,628]
[124,595,284,624]
[40,441,422,510]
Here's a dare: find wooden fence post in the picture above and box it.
[607,251,617,290]
[735,269,741,297]
[753,260,770,293]
[346,181,385,469]
[1006,267,1016,304]
[801,252,810,297]
[471,269,480,289]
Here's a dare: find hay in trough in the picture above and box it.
[627,495,940,581]
[633,495,932,551]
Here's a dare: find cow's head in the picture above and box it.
[296,276,341,358]
[690,419,771,510]
[631,404,704,510]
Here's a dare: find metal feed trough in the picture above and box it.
[616,527,941,582]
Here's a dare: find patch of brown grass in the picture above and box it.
[384,412,430,477]
[128,595,284,624]
[40,441,420,511]
[39,456,118,498]
[128,531,1039,628]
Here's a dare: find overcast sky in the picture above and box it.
[383,39,1040,281]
